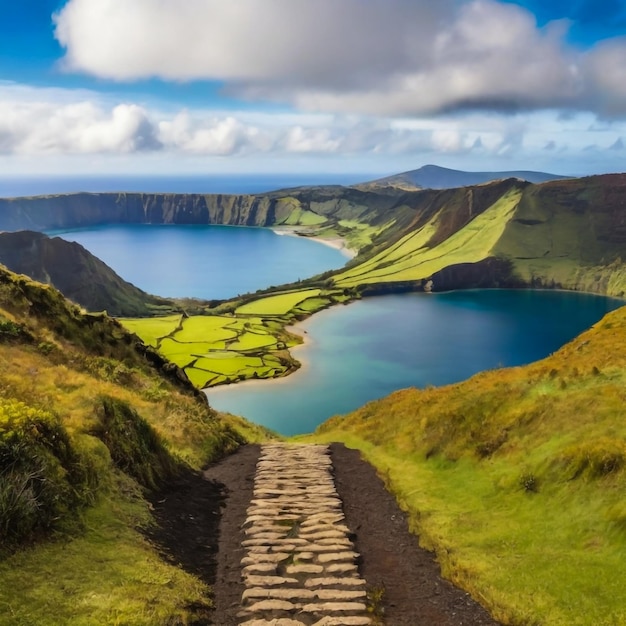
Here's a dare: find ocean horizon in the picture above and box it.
[0,173,375,198]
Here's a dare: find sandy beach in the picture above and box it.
[271,227,357,259]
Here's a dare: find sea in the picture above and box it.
[0,174,371,198]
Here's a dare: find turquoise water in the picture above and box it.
[206,290,624,435]
[54,224,349,299]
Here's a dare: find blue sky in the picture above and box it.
[1,0,625,179]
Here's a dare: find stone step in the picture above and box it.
[238,443,372,625]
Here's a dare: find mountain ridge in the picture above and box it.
[2,174,626,312]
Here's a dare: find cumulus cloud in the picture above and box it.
[0,94,160,154]
[0,83,455,158]
[53,0,626,117]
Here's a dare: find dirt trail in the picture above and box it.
[147,443,500,626]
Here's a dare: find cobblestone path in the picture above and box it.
[237,443,373,626]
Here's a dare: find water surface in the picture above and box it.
[206,290,623,435]
[54,224,348,299]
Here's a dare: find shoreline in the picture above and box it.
[203,286,625,399]
[271,227,357,259]
[204,322,312,395]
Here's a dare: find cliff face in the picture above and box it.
[0,186,401,232]
[0,193,274,230]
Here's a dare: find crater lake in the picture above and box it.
[54,224,350,300]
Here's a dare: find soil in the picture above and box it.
[146,443,501,626]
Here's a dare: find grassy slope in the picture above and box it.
[330,174,626,298]
[0,266,256,625]
[495,176,626,296]
[334,188,522,286]
[305,305,626,625]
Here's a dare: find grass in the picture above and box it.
[337,219,393,250]
[0,479,212,626]
[334,189,522,287]
[0,264,247,624]
[301,304,626,625]
[114,314,182,348]
[122,312,299,388]
[173,315,239,343]
[235,289,322,315]
[120,289,351,389]
[275,200,328,227]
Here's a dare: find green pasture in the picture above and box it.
[121,314,182,347]
[337,219,393,249]
[122,312,299,389]
[235,289,321,315]
[277,206,328,227]
[121,287,352,389]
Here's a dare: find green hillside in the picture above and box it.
[0,265,257,624]
[307,303,626,625]
[121,174,626,390]
[3,172,626,624]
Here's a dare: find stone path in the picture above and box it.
[237,443,373,626]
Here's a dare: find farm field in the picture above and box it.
[121,288,350,388]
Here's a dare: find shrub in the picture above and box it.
[0,399,100,551]
[519,472,539,493]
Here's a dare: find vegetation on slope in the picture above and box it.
[0,265,248,624]
[118,175,626,392]
[308,304,626,625]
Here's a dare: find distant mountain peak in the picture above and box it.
[361,164,569,190]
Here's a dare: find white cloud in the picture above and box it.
[53,0,626,118]
[2,83,626,177]
[0,94,159,155]
[583,37,626,115]
[53,0,450,87]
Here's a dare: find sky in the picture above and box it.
[1,0,626,179]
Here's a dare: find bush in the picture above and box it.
[0,399,100,551]
[519,472,539,493]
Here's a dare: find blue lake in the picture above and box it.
[206,290,624,435]
[54,224,349,300]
